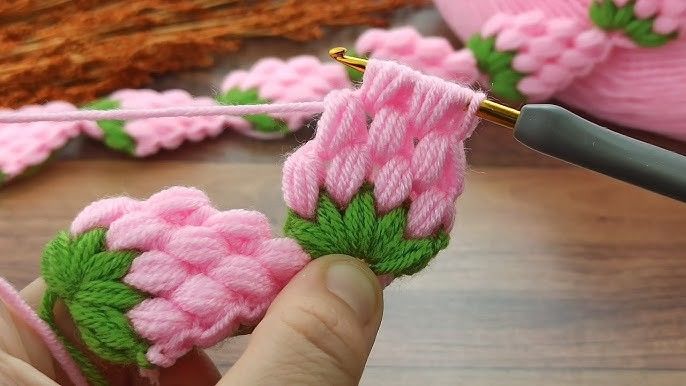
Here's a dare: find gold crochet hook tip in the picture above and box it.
[328,47,520,129]
[329,47,368,73]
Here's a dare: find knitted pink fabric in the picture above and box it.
[70,187,310,367]
[433,0,686,140]
[220,56,351,139]
[0,102,82,182]
[282,59,485,238]
[83,89,226,157]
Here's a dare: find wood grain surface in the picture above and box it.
[2,6,686,386]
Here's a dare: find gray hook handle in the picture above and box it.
[514,104,686,203]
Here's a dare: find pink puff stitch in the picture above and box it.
[83,89,226,157]
[486,11,613,101]
[220,56,350,139]
[71,187,310,367]
[0,101,82,182]
[617,0,686,34]
[356,27,480,84]
[283,59,485,238]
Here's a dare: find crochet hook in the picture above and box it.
[329,47,686,204]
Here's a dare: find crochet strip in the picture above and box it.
[282,59,485,276]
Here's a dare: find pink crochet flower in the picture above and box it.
[0,101,82,184]
[218,56,350,139]
[82,89,226,157]
[50,187,310,369]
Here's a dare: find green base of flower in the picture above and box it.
[590,0,678,47]
[216,89,289,134]
[40,228,149,385]
[467,35,525,102]
[284,186,450,276]
[82,99,136,155]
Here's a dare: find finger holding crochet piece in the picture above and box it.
[39,187,310,385]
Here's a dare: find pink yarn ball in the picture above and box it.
[433,0,686,140]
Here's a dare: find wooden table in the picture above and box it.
[2,7,686,386]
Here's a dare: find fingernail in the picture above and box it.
[326,261,378,324]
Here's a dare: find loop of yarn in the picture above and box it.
[218,56,351,139]
[282,59,485,276]
[40,187,310,385]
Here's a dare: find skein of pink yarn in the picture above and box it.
[433,0,686,140]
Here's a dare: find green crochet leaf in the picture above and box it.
[74,281,145,311]
[467,35,525,102]
[284,186,450,276]
[82,99,136,155]
[0,172,5,186]
[40,228,148,369]
[590,0,678,47]
[68,301,150,367]
[216,88,289,134]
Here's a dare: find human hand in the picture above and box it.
[0,254,384,385]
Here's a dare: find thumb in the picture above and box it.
[221,254,384,386]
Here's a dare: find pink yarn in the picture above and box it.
[0,277,88,386]
[71,187,310,367]
[486,11,613,101]
[0,102,82,181]
[282,59,485,238]
[433,0,686,140]
[221,56,350,139]
[0,102,326,124]
[83,89,226,157]
[356,27,480,84]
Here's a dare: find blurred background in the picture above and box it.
[1,1,686,385]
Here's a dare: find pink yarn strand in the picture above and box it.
[0,102,325,124]
[0,277,88,386]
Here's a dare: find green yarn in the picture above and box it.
[0,172,5,186]
[216,88,289,134]
[82,99,136,155]
[40,228,150,385]
[590,0,678,47]
[467,35,525,102]
[344,50,365,83]
[284,186,450,276]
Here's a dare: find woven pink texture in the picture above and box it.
[433,0,686,140]
[221,56,350,139]
[0,102,82,180]
[356,27,480,84]
[282,59,485,238]
[84,89,226,157]
[71,187,310,367]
